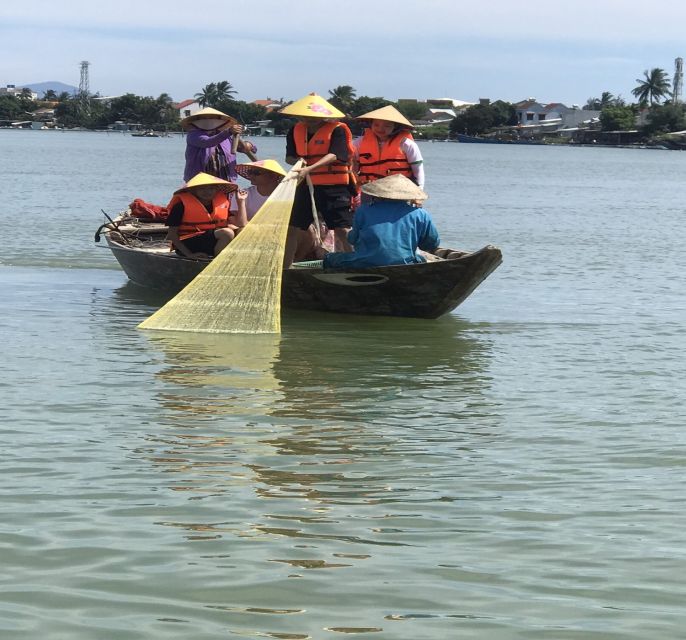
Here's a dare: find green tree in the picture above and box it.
[349,95,393,118]
[632,68,671,106]
[328,85,357,112]
[585,91,622,110]
[642,103,686,134]
[0,95,23,120]
[215,81,237,102]
[449,101,516,136]
[396,100,428,121]
[195,83,218,108]
[221,100,268,125]
[600,105,636,131]
[54,95,82,128]
[43,89,58,101]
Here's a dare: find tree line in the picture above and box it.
[2,69,684,140]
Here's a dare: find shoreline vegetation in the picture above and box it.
[2,72,686,148]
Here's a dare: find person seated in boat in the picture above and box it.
[279,93,357,268]
[354,105,424,193]
[165,172,238,260]
[181,107,257,183]
[229,159,287,227]
[322,174,439,270]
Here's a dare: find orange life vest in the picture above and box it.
[293,121,355,186]
[357,128,414,184]
[167,191,231,240]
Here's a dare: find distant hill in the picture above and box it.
[22,81,78,97]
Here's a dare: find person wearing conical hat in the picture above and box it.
[165,172,239,259]
[229,159,286,228]
[280,93,357,268]
[354,104,425,191]
[181,107,257,183]
[322,174,440,270]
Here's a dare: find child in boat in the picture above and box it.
[229,159,287,226]
[354,105,424,191]
[165,172,238,259]
[322,174,440,269]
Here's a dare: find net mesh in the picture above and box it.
[138,164,301,334]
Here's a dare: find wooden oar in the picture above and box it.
[138,161,303,334]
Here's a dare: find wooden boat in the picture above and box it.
[95,212,502,319]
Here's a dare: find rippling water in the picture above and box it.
[1,130,686,639]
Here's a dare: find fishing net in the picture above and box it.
[138,164,301,334]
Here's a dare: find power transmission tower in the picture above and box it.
[673,57,683,104]
[78,60,90,115]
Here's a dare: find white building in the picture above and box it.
[0,84,38,100]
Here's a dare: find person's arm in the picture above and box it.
[402,138,425,189]
[186,127,235,149]
[231,190,249,228]
[285,127,299,165]
[417,211,440,253]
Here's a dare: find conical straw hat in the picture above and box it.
[360,174,427,201]
[356,105,413,128]
[175,172,238,194]
[181,107,238,130]
[280,93,345,119]
[236,159,287,178]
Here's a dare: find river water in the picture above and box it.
[1,130,685,639]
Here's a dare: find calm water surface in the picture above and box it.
[1,130,685,639]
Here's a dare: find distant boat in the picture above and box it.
[131,130,160,138]
[454,133,545,145]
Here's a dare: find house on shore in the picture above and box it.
[176,99,201,122]
[512,99,600,138]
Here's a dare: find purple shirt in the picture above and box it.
[183,128,256,182]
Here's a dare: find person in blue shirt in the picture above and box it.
[322,174,440,269]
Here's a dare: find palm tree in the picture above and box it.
[632,68,671,106]
[328,85,357,112]
[215,81,237,102]
[195,83,218,108]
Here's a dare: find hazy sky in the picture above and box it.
[2,1,684,106]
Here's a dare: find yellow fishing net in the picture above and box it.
[138,164,301,334]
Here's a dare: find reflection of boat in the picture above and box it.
[454,133,544,145]
[131,130,160,137]
[96,213,502,319]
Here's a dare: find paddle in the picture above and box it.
[231,128,258,162]
[138,161,303,334]
[305,173,323,245]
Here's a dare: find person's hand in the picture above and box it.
[294,166,312,182]
[236,189,248,202]
[230,124,243,135]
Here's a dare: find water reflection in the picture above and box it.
[273,311,492,424]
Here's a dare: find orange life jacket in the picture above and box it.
[357,128,414,184]
[293,121,355,186]
[167,191,231,240]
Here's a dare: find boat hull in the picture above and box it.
[101,221,502,319]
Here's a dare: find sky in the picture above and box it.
[2,0,685,106]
